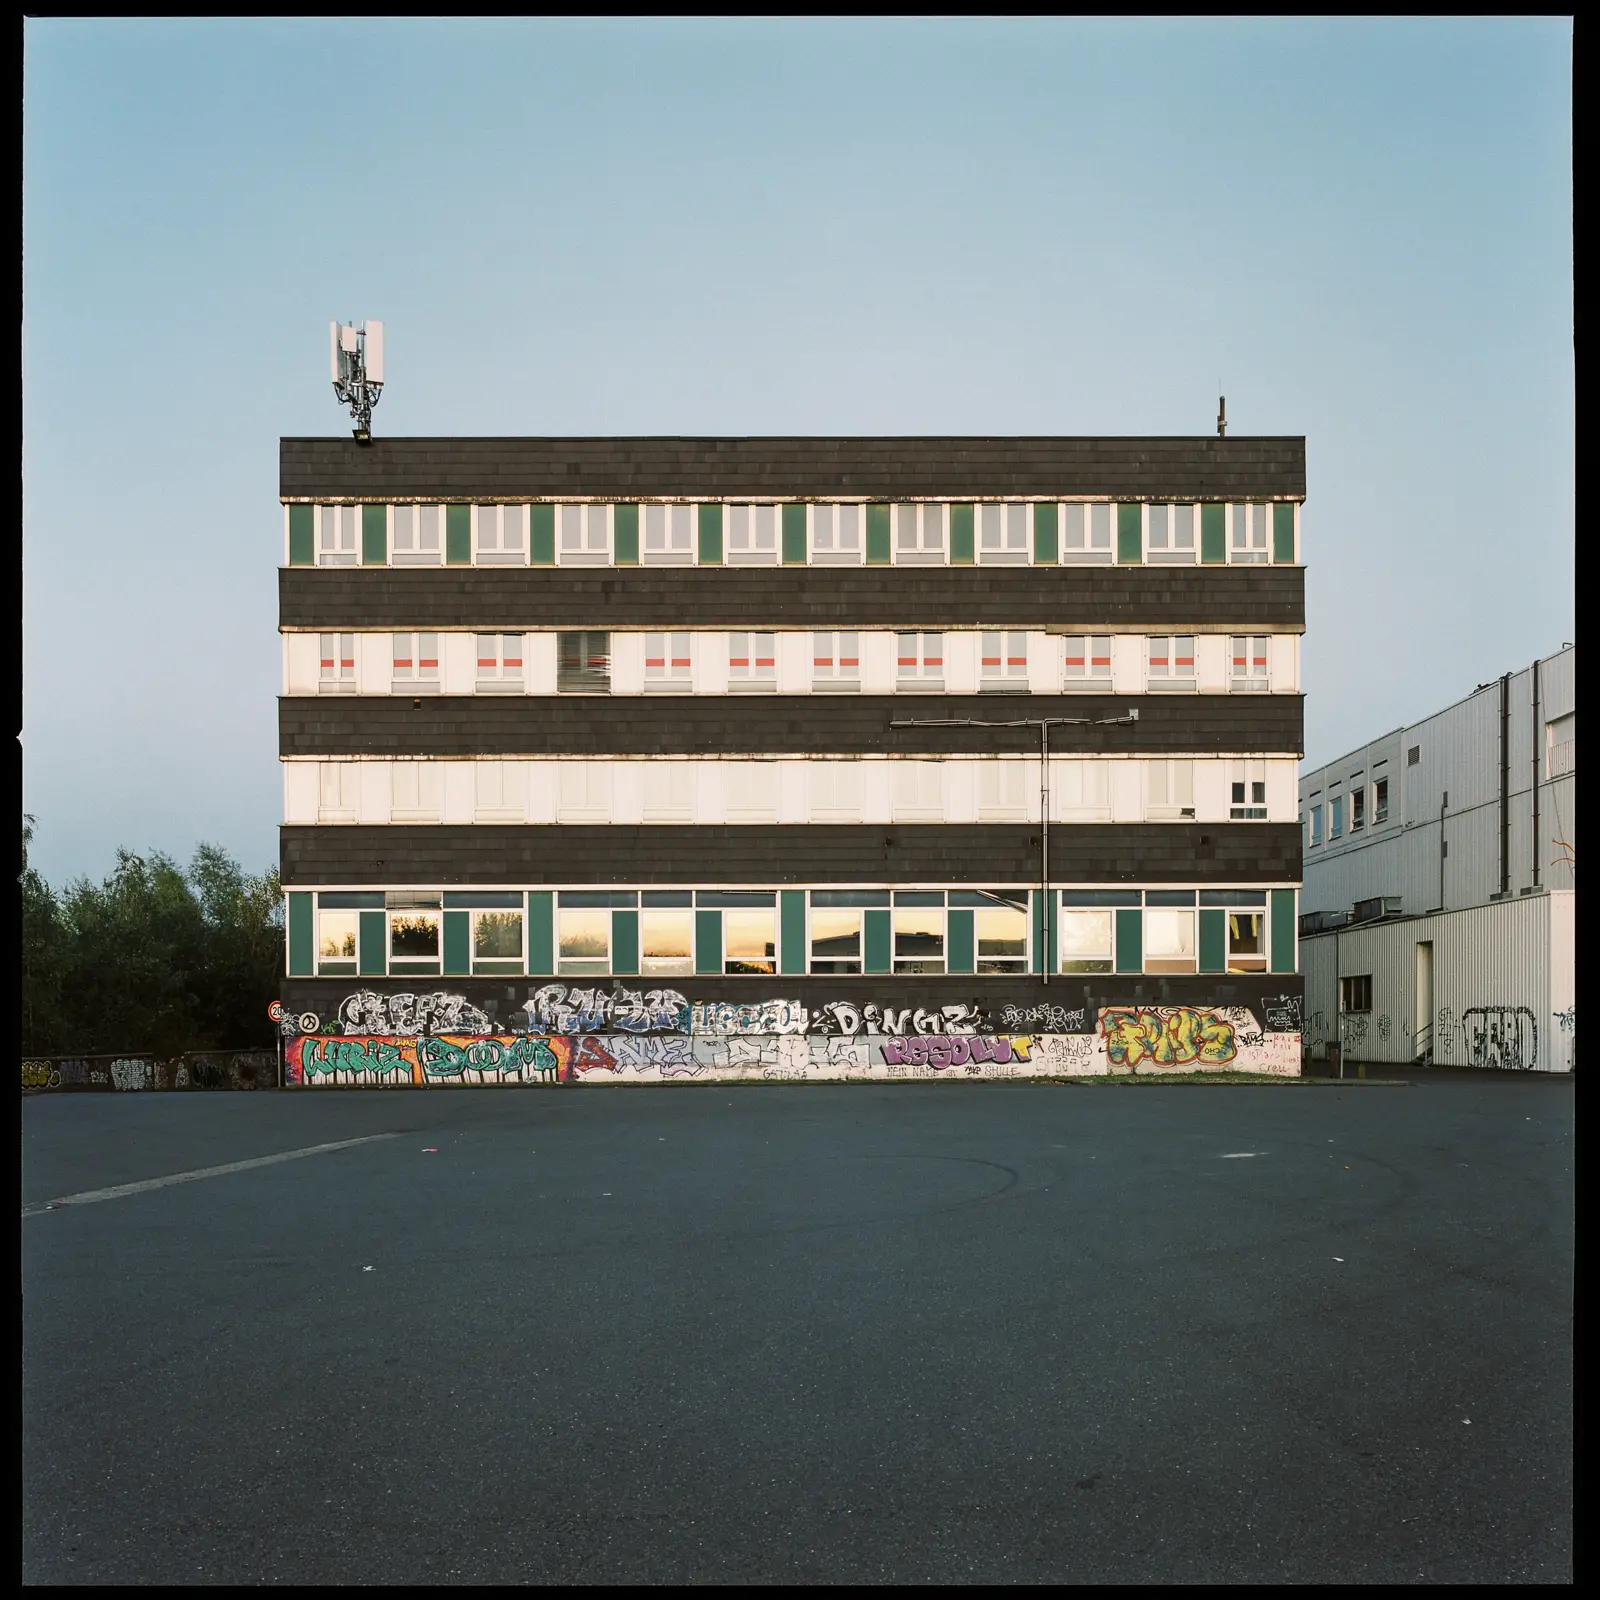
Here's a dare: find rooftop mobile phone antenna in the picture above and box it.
[331,320,384,443]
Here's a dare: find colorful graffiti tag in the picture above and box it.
[1100,1007,1239,1070]
[878,1035,1031,1068]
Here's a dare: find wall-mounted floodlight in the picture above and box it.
[330,320,384,443]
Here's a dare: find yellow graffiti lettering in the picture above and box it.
[1100,1007,1238,1069]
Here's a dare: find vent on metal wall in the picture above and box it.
[1351,896,1403,925]
[1298,909,1352,936]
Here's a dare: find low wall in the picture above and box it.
[21,1051,279,1093]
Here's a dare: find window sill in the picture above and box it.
[1147,680,1198,692]
[557,681,612,694]
[978,551,1029,564]
[474,811,525,824]
[1229,553,1270,565]
[892,811,942,823]
[897,680,945,693]
[642,681,694,693]
[812,681,861,693]
[391,553,444,566]
[728,681,777,693]
[476,681,526,694]
[475,553,529,566]
[726,812,781,824]
[894,551,947,565]
[1148,809,1198,821]
[1229,682,1269,693]
[315,811,358,824]
[977,812,1030,823]
[393,682,440,695]
[1147,552,1198,565]
[318,682,357,694]
[556,813,610,824]
[641,812,694,824]
[557,552,611,566]
[391,811,442,824]
[1062,551,1114,564]
[726,551,780,566]
[1060,679,1113,691]
[979,681,1030,693]
[640,551,695,565]
[316,555,359,567]
[811,550,864,565]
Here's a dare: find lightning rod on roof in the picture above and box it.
[1217,394,1227,438]
[330,320,384,444]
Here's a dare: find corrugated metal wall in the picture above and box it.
[1301,646,1576,916]
[1300,891,1570,1073]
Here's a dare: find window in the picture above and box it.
[810,762,862,822]
[1341,974,1373,1013]
[813,631,860,691]
[1063,503,1113,565]
[897,632,944,690]
[1329,794,1344,838]
[474,761,526,823]
[1351,786,1366,832]
[389,912,440,971]
[893,892,945,974]
[317,911,358,974]
[642,504,694,565]
[475,505,527,565]
[892,762,944,821]
[391,761,442,822]
[643,632,692,690]
[558,632,610,693]
[473,909,524,971]
[1309,804,1324,846]
[641,761,694,822]
[476,634,524,692]
[895,503,946,564]
[1062,634,1112,689]
[317,762,358,823]
[1374,776,1389,823]
[981,632,1028,690]
[557,763,611,823]
[319,633,355,693]
[1547,713,1574,778]
[1227,909,1266,972]
[318,505,358,565]
[978,761,1031,821]
[811,504,864,564]
[640,894,694,975]
[972,891,1029,973]
[1145,895,1197,973]
[1147,504,1197,564]
[1230,635,1269,692]
[558,504,611,565]
[727,504,779,565]
[392,505,443,565]
[557,901,610,976]
[1147,635,1196,689]
[696,892,779,975]
[1231,503,1269,563]
[1058,909,1114,974]
[810,904,863,974]
[1147,761,1196,820]
[726,764,780,823]
[1056,761,1111,820]
[1230,760,1267,820]
[728,632,776,692]
[978,503,1030,563]
[391,633,439,693]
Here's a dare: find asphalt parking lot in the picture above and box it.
[22,1071,1572,1585]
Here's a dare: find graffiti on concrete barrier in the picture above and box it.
[337,991,491,1037]
[878,1034,1031,1068]
[524,985,689,1035]
[813,1001,986,1038]
[690,999,810,1036]
[996,1004,1087,1033]
[289,1034,563,1086]
[1100,1007,1238,1070]
[1262,994,1304,1033]
[109,1057,152,1091]
[22,1060,59,1089]
[1462,1006,1538,1072]
[609,1034,701,1075]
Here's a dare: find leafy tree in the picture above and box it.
[20,821,282,1056]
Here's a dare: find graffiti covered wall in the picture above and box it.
[20,1052,279,1093]
[279,985,1301,1086]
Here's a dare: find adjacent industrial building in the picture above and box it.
[277,435,1308,1084]
[1298,645,1574,1073]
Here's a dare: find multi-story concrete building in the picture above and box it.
[1298,644,1574,1072]
[276,435,1308,1084]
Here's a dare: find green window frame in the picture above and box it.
[1199,908,1228,973]
[613,504,640,566]
[695,908,723,974]
[1200,504,1226,564]
[782,504,807,565]
[287,893,313,975]
[780,890,807,974]
[1117,504,1143,564]
[288,505,314,567]
[1273,503,1297,563]
[442,910,471,976]
[361,504,388,565]
[446,505,471,565]
[1270,889,1297,972]
[863,909,892,974]
[611,909,640,975]
[526,891,555,976]
[1033,503,1059,565]
[698,504,723,565]
[866,504,891,565]
[1115,907,1143,973]
[358,910,387,977]
[949,504,975,565]
[530,505,556,565]
[946,907,976,972]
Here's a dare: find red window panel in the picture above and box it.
[418,650,437,671]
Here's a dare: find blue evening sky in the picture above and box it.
[23,18,1573,884]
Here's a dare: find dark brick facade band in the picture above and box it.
[281,822,1303,887]
[282,435,1308,503]
[282,972,1303,1023]
[280,692,1305,759]
[279,565,1306,632]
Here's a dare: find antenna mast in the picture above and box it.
[330,320,385,443]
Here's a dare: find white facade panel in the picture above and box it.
[526,633,557,696]
[697,634,730,696]
[1110,760,1143,823]
[356,635,388,696]
[1193,760,1228,823]
[1025,632,1056,695]
[358,762,390,826]
[1301,892,1567,1072]
[775,633,811,695]
[859,632,896,695]
[440,633,474,696]
[284,761,318,825]
[1195,634,1227,693]
[944,632,980,694]
[1111,635,1143,694]
[1269,633,1298,693]
[610,633,644,696]
[439,761,473,825]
